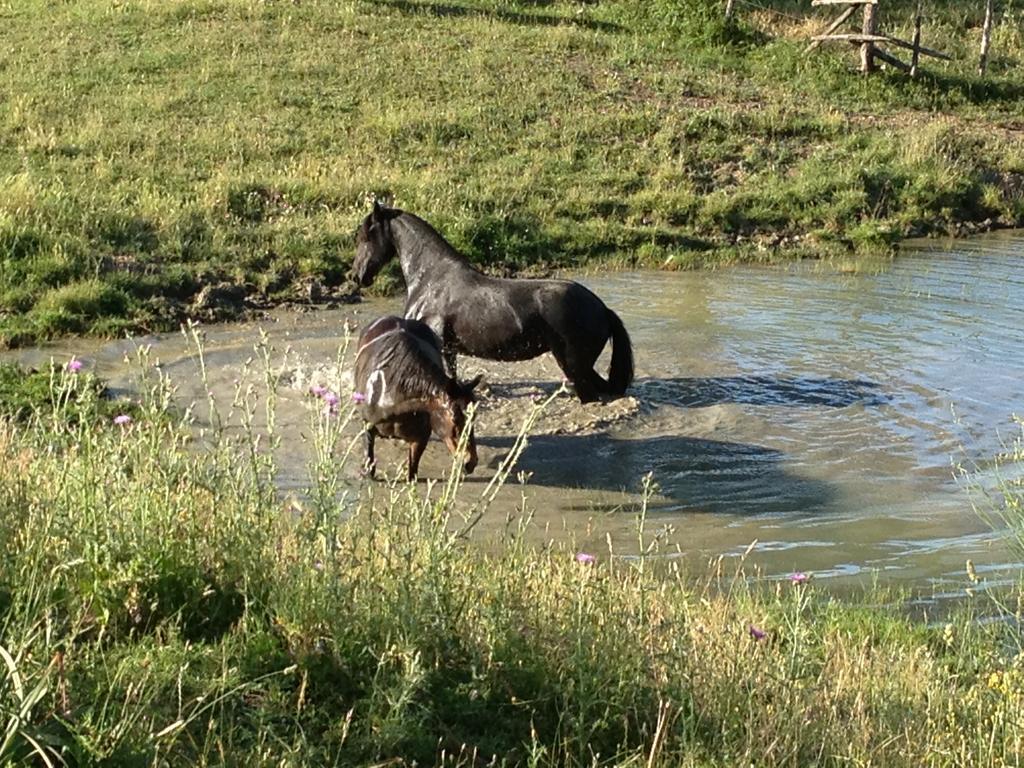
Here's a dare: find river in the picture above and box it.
[11,231,1024,594]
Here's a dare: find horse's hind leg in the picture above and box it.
[407,436,429,481]
[548,337,605,404]
[567,370,605,404]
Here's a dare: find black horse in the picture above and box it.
[353,315,480,480]
[352,202,634,403]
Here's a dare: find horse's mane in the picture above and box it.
[392,211,471,268]
[389,333,449,401]
[357,320,452,409]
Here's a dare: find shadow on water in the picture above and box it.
[372,0,625,33]
[486,375,886,409]
[476,432,836,517]
[633,375,887,409]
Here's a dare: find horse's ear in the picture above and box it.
[445,373,481,401]
[372,199,383,217]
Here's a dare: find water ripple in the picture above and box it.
[584,231,1024,585]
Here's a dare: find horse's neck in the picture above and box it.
[391,214,471,292]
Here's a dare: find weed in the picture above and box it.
[0,336,1021,764]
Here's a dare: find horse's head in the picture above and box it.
[432,374,483,475]
[353,200,398,287]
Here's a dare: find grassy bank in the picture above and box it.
[0,0,1023,345]
[1,356,1023,766]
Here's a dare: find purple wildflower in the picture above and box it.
[67,359,83,373]
[113,414,132,426]
[790,571,809,585]
[749,624,767,642]
[575,552,596,565]
[322,391,339,407]
[351,391,366,403]
[310,384,328,397]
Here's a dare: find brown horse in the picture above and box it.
[352,202,634,403]
[353,315,480,480]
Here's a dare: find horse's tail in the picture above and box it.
[605,308,634,396]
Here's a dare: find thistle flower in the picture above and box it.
[790,571,809,585]
[310,384,328,397]
[67,358,83,373]
[749,624,766,641]
[351,391,366,403]
[322,391,339,407]
[575,552,596,564]
[113,414,132,426]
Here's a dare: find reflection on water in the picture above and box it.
[8,231,1024,593]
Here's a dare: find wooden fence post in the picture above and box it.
[861,2,878,74]
[910,3,922,78]
[979,0,995,74]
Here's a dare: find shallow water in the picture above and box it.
[12,232,1024,594]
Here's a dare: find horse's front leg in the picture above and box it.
[415,311,458,378]
[361,425,378,479]
[442,344,458,380]
[435,320,461,379]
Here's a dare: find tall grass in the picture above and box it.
[968,416,1024,569]
[0,341,1021,765]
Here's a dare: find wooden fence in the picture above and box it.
[722,1,1008,78]
[805,0,951,76]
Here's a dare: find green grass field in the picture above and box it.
[0,0,1022,345]
[1,354,1023,766]
[3,6,1024,762]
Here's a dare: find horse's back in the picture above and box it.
[401,318,443,354]
[357,316,440,359]
[530,278,612,334]
[433,274,610,361]
[357,315,402,349]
